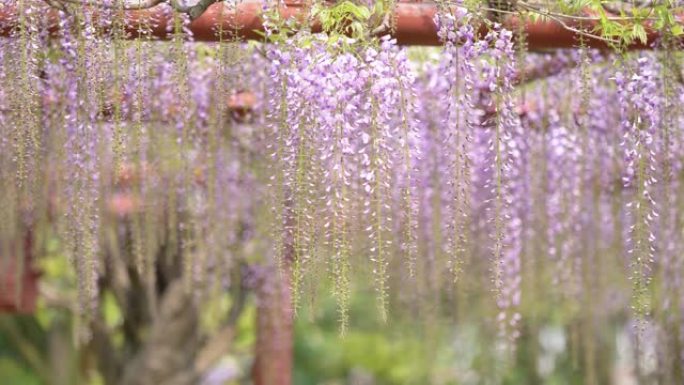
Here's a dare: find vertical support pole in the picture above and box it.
[252,264,293,385]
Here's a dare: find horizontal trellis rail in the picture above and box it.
[0,1,681,48]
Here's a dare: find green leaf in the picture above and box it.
[631,23,647,44]
[301,36,313,48]
[357,5,371,20]
[374,1,385,16]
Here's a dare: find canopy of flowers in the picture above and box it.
[1,0,684,383]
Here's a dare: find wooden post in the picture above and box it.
[252,265,293,385]
[0,227,39,313]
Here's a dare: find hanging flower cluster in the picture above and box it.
[616,57,661,331]
[264,32,417,329]
[436,10,524,347]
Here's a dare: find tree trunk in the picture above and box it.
[118,280,199,385]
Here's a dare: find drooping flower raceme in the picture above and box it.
[616,56,661,332]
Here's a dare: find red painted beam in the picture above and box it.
[0,2,678,48]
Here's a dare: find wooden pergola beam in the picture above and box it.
[0,1,678,49]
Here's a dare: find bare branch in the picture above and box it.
[47,0,166,10]
[370,11,392,37]
[188,0,219,20]
[169,0,220,20]
[42,0,67,11]
[90,317,123,385]
[47,0,220,20]
[194,325,235,374]
[517,0,656,21]
[120,280,200,385]
[514,52,607,85]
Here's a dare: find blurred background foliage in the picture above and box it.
[1,243,628,385]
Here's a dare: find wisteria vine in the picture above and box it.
[1,1,684,381]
